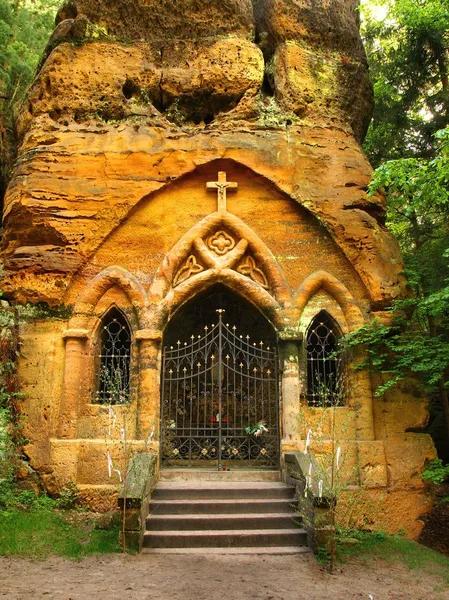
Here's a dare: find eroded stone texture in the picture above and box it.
[254,0,363,53]
[3,123,402,307]
[3,0,379,306]
[20,40,264,135]
[56,0,255,42]
[271,41,372,140]
[1,1,435,536]
[254,0,372,139]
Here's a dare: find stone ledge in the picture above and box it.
[135,329,162,342]
[62,328,89,339]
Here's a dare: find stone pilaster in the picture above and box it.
[58,329,89,439]
[278,331,302,452]
[135,329,162,440]
[351,349,375,441]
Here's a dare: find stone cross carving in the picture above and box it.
[206,171,238,213]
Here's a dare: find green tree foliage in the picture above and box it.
[421,458,449,485]
[371,127,449,293]
[0,0,58,104]
[356,1,449,457]
[0,0,58,202]
[345,127,449,455]
[361,0,449,165]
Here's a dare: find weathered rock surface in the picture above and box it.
[20,39,264,135]
[271,41,372,140]
[254,0,364,54]
[2,118,404,307]
[56,0,256,41]
[253,0,373,139]
[30,0,373,141]
[2,0,435,542]
[1,2,387,307]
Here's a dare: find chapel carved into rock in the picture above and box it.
[1,0,436,538]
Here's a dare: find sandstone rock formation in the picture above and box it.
[0,1,434,539]
[3,0,385,307]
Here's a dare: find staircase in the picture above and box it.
[142,472,310,554]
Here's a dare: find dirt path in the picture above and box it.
[1,553,448,600]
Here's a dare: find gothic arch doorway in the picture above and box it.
[160,286,280,470]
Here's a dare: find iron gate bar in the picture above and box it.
[161,309,280,470]
[218,309,223,468]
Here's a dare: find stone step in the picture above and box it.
[148,498,296,515]
[142,528,308,549]
[144,479,307,554]
[142,546,312,555]
[146,513,301,531]
[152,481,295,501]
[159,469,281,482]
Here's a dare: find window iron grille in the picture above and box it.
[306,311,344,407]
[95,308,132,404]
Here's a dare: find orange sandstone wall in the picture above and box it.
[0,0,437,533]
[1,0,404,307]
[2,124,404,308]
[65,160,370,309]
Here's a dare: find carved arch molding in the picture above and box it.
[64,168,366,331]
[173,227,269,291]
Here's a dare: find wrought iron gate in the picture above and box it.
[161,310,280,469]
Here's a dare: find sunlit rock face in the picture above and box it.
[3,0,386,305]
[16,0,373,139]
[0,1,435,540]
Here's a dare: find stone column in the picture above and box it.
[351,347,375,441]
[278,332,303,453]
[135,329,162,441]
[58,329,89,439]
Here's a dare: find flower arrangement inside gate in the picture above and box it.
[244,420,269,437]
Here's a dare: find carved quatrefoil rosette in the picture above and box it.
[173,255,204,286]
[207,230,236,256]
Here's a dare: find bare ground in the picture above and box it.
[1,552,448,600]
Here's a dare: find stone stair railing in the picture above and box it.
[284,452,334,553]
[118,452,157,552]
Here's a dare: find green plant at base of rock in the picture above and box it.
[57,481,81,509]
[0,291,25,489]
[337,528,388,559]
[422,458,449,485]
[0,484,121,557]
[0,486,51,513]
[337,529,449,585]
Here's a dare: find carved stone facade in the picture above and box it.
[173,217,270,293]
[1,0,436,535]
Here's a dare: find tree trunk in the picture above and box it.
[435,48,448,93]
[429,317,449,447]
[438,376,449,448]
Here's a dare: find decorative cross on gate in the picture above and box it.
[206,171,238,213]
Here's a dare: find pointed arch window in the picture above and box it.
[306,311,344,407]
[95,307,132,404]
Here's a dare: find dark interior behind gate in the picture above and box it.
[161,288,280,469]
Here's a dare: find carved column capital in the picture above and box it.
[62,329,90,341]
[135,329,162,343]
[278,330,303,343]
